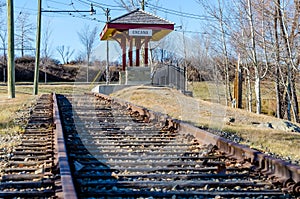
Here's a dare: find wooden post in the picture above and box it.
[33,0,42,95]
[129,37,133,66]
[7,0,15,98]
[144,37,149,66]
[121,37,126,71]
[105,8,110,85]
[234,55,243,108]
[237,60,243,108]
[135,38,141,66]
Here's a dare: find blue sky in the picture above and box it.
[9,0,209,62]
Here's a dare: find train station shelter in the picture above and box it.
[100,9,174,71]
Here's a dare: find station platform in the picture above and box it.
[91,84,134,95]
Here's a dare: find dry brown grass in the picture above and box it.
[0,83,93,149]
[188,81,283,116]
[0,83,92,133]
[1,82,298,162]
[111,85,300,162]
[0,86,36,131]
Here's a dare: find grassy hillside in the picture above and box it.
[188,81,299,117]
[111,85,300,164]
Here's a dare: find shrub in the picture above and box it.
[15,56,35,64]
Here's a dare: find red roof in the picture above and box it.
[100,9,174,41]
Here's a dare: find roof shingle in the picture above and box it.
[109,9,174,25]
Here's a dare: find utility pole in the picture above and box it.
[105,8,110,85]
[7,0,15,98]
[182,25,188,94]
[233,54,243,108]
[33,0,42,95]
[141,0,145,10]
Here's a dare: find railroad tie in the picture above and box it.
[56,93,294,198]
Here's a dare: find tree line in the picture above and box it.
[157,0,299,122]
[82,0,300,122]
[1,0,299,121]
[131,0,299,122]
[195,0,300,122]
[0,1,98,65]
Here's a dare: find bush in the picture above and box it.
[15,56,35,64]
[40,58,61,66]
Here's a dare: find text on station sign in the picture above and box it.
[129,29,152,36]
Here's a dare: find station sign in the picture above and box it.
[129,29,152,36]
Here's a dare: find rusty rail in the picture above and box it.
[54,92,299,198]
[95,92,300,183]
[177,121,300,192]
[1,92,299,198]
[53,93,78,199]
[94,92,300,197]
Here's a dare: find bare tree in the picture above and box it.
[0,1,5,26]
[247,0,261,114]
[273,0,299,121]
[0,1,4,8]
[56,45,74,64]
[114,0,160,11]
[0,30,6,82]
[77,24,98,82]
[217,0,233,106]
[42,20,53,62]
[246,0,300,120]
[15,12,35,57]
[0,1,6,82]
[41,20,53,84]
[75,51,85,64]
[193,0,299,121]
[56,45,66,64]
[230,0,273,113]
[77,25,98,65]
[196,0,234,106]
[114,0,141,11]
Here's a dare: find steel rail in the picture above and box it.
[94,92,300,197]
[53,93,78,199]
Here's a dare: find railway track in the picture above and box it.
[0,92,299,198]
[55,92,299,198]
[0,94,58,198]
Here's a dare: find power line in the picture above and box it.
[14,1,221,37]
[146,3,216,21]
[76,0,124,9]
[146,3,238,22]
[147,3,211,19]
[47,0,72,6]
[175,29,208,34]
[42,4,95,14]
[69,12,105,23]
[76,0,124,11]
[40,1,106,22]
[44,0,65,10]
[42,8,104,22]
